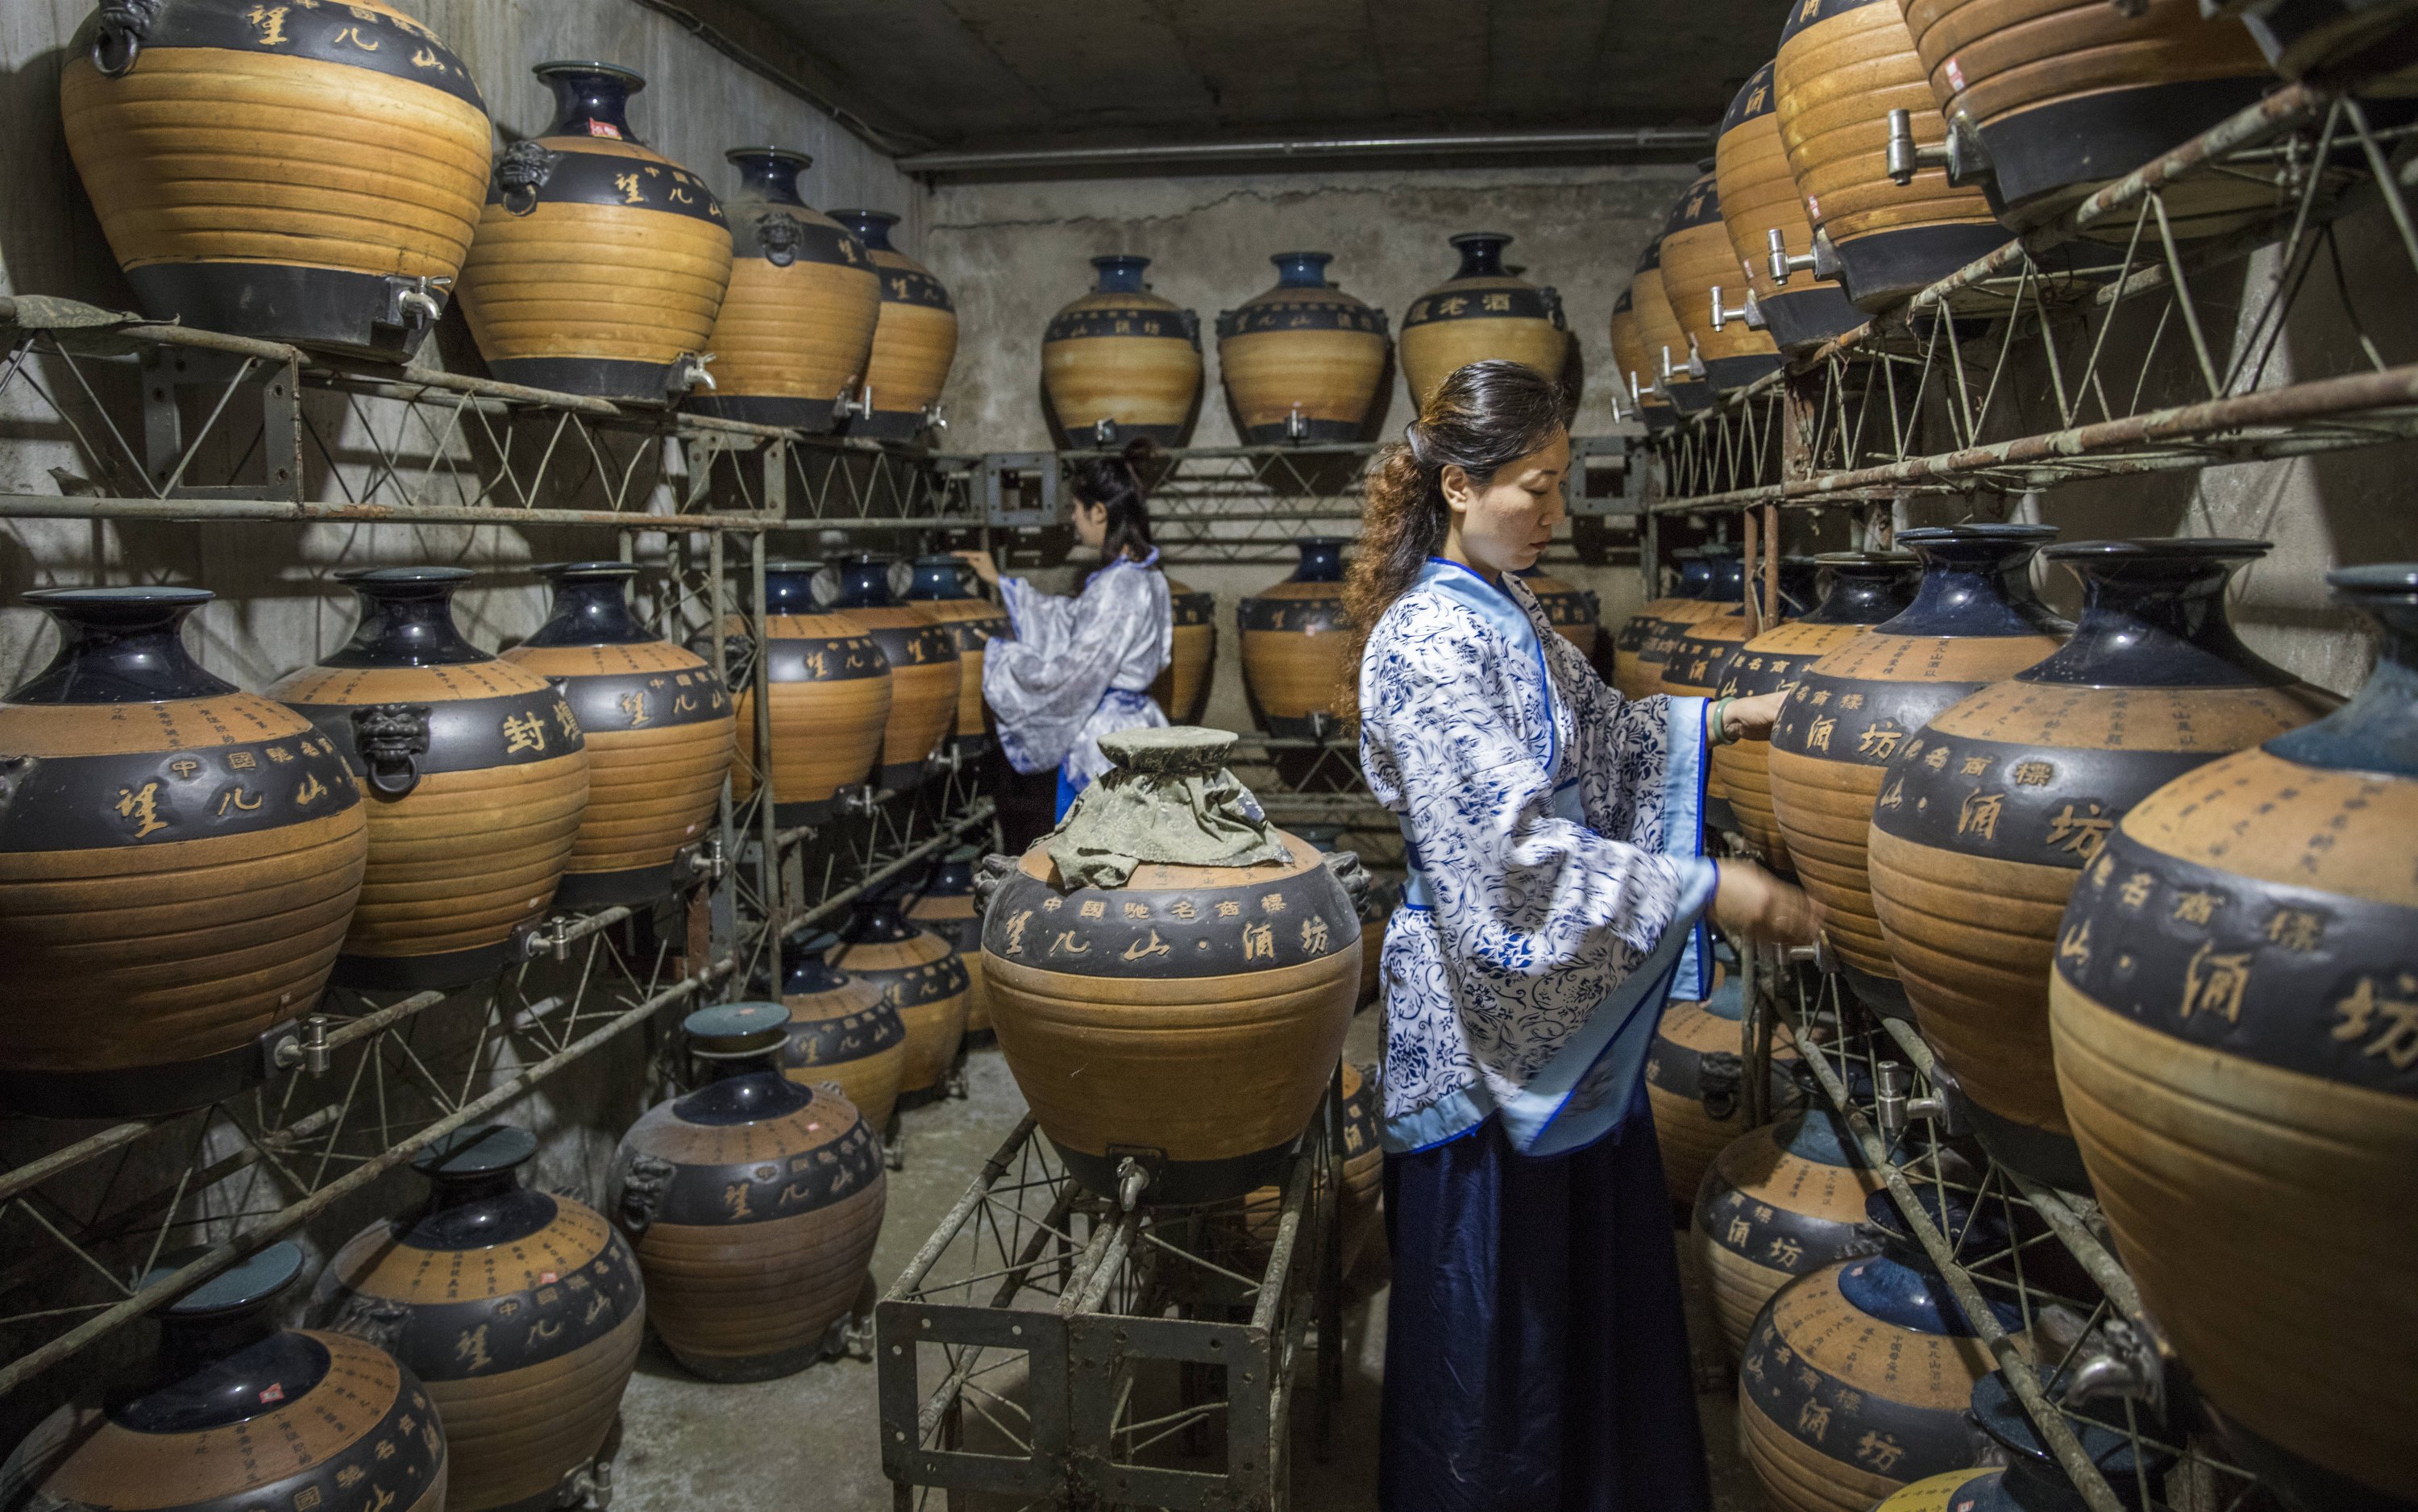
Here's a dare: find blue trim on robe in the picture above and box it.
[1381,557,1718,1158]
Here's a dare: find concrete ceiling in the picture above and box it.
[724,0,1777,156]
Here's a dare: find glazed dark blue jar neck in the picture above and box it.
[1676,557,1713,598]
[539,64,643,143]
[1451,234,1510,279]
[1092,255,1150,294]
[1704,553,1745,601]
[783,947,850,995]
[2021,544,2287,688]
[846,897,915,945]
[904,555,971,600]
[1880,525,2066,638]
[729,148,808,207]
[1777,1106,1860,1167]
[1772,561,1822,617]
[324,576,489,667]
[1294,538,1346,584]
[833,558,895,609]
[1803,560,1914,626]
[527,567,650,646]
[10,592,236,704]
[677,1056,812,1123]
[2268,586,2418,779]
[119,1308,327,1432]
[758,565,822,617]
[830,210,897,251]
[406,1163,553,1248]
[924,854,976,895]
[1273,252,1334,289]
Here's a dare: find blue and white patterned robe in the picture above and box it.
[985,550,1174,788]
[1361,559,1718,1157]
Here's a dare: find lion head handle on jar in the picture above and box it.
[352,703,432,798]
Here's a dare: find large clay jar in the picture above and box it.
[1663,559,1822,700]
[1765,525,2065,1019]
[829,556,960,791]
[1152,579,1217,725]
[1713,552,1915,874]
[2048,563,2418,1511]
[690,147,879,430]
[1398,233,1573,412]
[1609,279,1678,430]
[271,568,589,991]
[612,1003,885,1382]
[982,728,1362,1205]
[1644,967,1800,1206]
[1663,168,1785,392]
[1739,1190,2026,1512]
[1240,1061,1386,1273]
[1693,1094,1893,1356]
[1719,60,1862,352]
[829,893,970,1109]
[1041,254,1203,446]
[1,1244,446,1512]
[826,210,957,442]
[455,63,731,403]
[1240,538,1355,739]
[0,588,366,1118]
[902,554,1012,758]
[1216,251,1390,443]
[1515,567,1602,659]
[59,0,488,361]
[501,563,733,910]
[1774,0,2005,310]
[1870,1367,2170,1512]
[907,845,991,1041]
[1644,547,1747,696]
[1868,540,2332,1189]
[1613,549,1714,700]
[1901,0,2272,231]
[779,929,906,1131]
[1629,231,1706,414]
[318,1126,644,1512]
[724,561,891,825]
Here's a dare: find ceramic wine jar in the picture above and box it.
[1643,967,1800,1206]
[1398,233,1573,411]
[1663,168,1785,392]
[829,893,970,1108]
[271,568,588,991]
[1739,1190,2026,1512]
[1609,278,1678,430]
[1216,251,1390,443]
[59,0,489,361]
[613,1003,886,1381]
[501,563,733,910]
[902,554,1012,757]
[455,63,731,403]
[826,210,958,442]
[1041,254,1203,446]
[829,556,960,791]
[981,728,1362,1205]
[778,930,907,1130]
[1718,60,1862,351]
[907,846,991,1041]
[1643,547,1747,696]
[318,1126,644,1512]
[1152,579,1218,725]
[1712,552,1915,874]
[1868,540,2331,1189]
[1613,549,1714,700]
[1240,538,1355,739]
[1900,0,2271,230]
[0,588,366,1117]
[1516,567,1602,659]
[1765,525,2065,1019]
[1774,0,2004,310]
[1240,1061,1386,1273]
[1693,1096,1894,1356]
[691,147,880,430]
[1870,1367,2170,1512]
[1663,559,1822,700]
[2048,563,2418,1510]
[723,561,891,825]
[2,1244,446,1512]
[1630,231,1705,414]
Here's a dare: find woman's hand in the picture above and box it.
[953,548,1000,587]
[1710,859,1820,947]
[1710,690,1788,744]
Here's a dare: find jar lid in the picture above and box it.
[413,1124,536,1179]
[141,1242,305,1317]
[683,1001,792,1058]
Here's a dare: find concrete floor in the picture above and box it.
[615,1009,1762,1512]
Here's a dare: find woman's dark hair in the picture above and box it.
[1070,437,1157,564]
[1344,360,1567,648]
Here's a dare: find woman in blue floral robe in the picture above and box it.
[1351,363,1815,1512]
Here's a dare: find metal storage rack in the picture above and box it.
[0,301,999,1457]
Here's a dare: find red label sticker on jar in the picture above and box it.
[259,1383,285,1404]
[1805,194,1821,220]
[1944,56,1965,92]
[588,122,623,139]
[540,1271,559,1285]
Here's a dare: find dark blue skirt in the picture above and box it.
[1379,1107,1711,1512]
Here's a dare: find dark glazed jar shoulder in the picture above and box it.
[757,560,827,617]
[526,561,650,646]
[320,567,491,667]
[2021,538,2293,689]
[400,1124,559,1250]
[1800,552,1917,626]
[11,588,237,704]
[1879,524,2068,638]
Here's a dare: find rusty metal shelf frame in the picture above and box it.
[1643,85,2418,515]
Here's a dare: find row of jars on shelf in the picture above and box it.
[56,2,955,431]
[1614,528,2412,1512]
[1610,0,2414,426]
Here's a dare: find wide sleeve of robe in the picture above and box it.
[985,562,1172,777]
